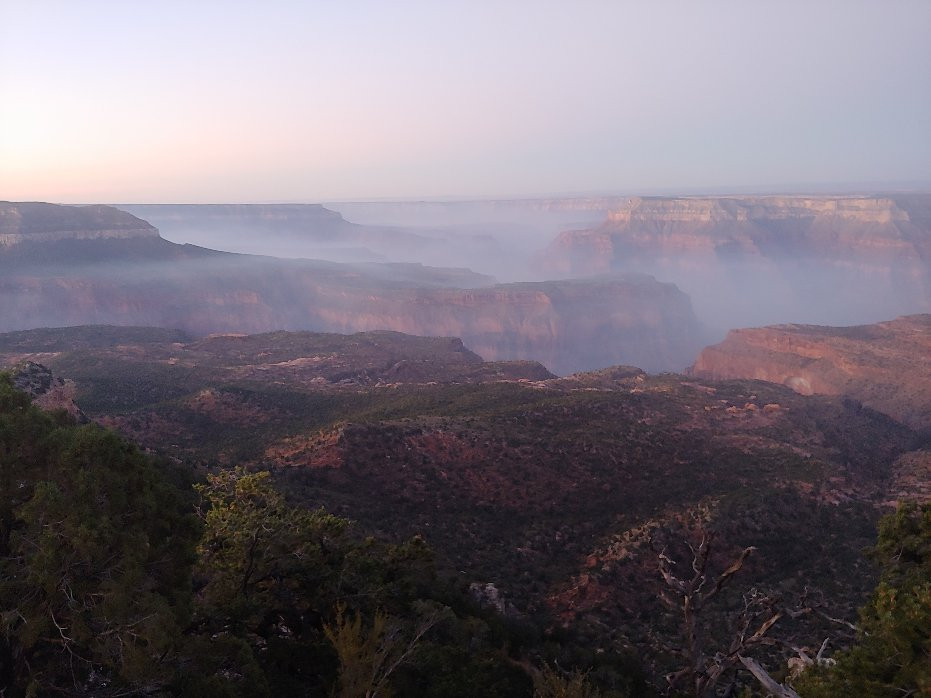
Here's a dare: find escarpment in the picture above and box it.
[541,194,931,328]
[0,265,701,374]
[690,314,931,429]
[545,195,931,268]
[0,202,705,374]
[0,202,159,246]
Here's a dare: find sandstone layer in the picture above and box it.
[0,202,705,374]
[0,201,158,246]
[546,195,931,268]
[690,314,931,429]
[541,194,931,328]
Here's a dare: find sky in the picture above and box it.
[1,0,929,203]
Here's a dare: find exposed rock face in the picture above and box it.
[541,194,931,328]
[9,361,87,422]
[0,264,701,374]
[546,195,931,269]
[0,202,158,246]
[303,275,703,374]
[0,202,706,374]
[690,314,931,429]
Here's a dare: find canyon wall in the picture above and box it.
[541,194,931,330]
[0,201,159,246]
[0,203,704,374]
[545,195,931,267]
[0,261,701,374]
[690,314,931,429]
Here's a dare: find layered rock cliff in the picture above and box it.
[0,261,701,374]
[541,194,931,328]
[0,202,158,246]
[690,314,931,429]
[0,202,705,374]
[546,195,931,267]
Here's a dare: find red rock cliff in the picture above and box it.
[690,314,931,429]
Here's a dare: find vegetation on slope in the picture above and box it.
[794,501,931,697]
[1,325,924,694]
[0,374,650,696]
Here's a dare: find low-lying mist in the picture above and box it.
[6,197,928,376]
[121,201,611,283]
[119,200,931,345]
[600,257,929,342]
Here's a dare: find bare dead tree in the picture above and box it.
[657,531,799,698]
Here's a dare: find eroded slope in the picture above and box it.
[691,314,931,430]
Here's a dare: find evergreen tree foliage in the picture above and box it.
[795,501,931,697]
[185,467,534,697]
[0,374,648,697]
[0,374,198,696]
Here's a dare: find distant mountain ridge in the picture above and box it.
[540,193,931,329]
[0,201,158,245]
[545,194,931,267]
[120,202,432,264]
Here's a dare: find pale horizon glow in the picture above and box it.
[1,1,929,203]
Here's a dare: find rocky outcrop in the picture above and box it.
[0,202,158,246]
[8,361,87,422]
[690,314,931,429]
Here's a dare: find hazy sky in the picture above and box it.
[1,1,929,203]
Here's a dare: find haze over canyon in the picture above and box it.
[3,194,927,373]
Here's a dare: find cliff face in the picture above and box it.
[0,202,705,374]
[0,202,158,246]
[0,263,701,374]
[541,194,931,328]
[546,195,930,266]
[307,275,703,374]
[690,314,931,429]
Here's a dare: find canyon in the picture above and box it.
[123,195,931,340]
[122,199,615,278]
[541,194,931,330]
[0,202,704,374]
